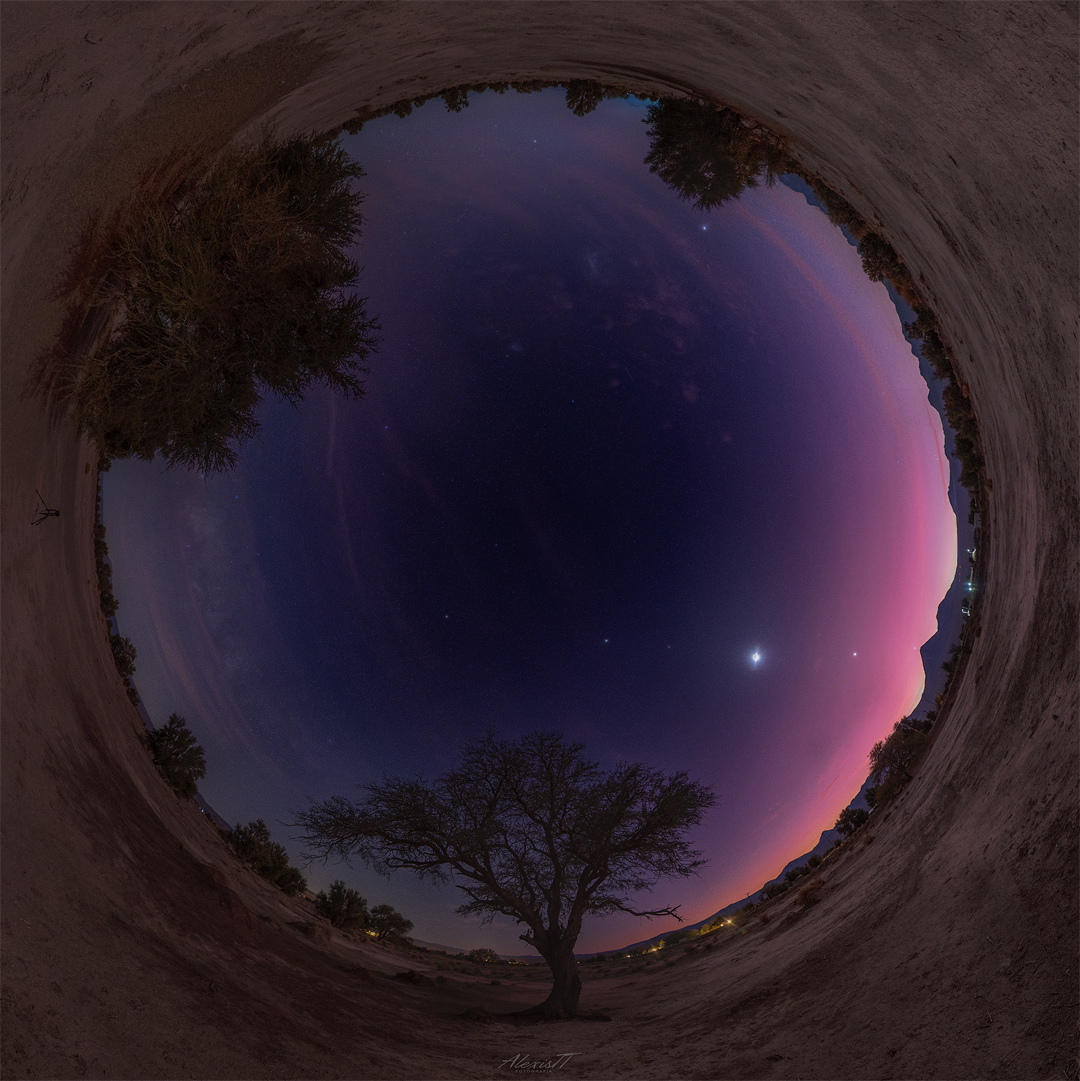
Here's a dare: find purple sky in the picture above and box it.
[103,90,957,953]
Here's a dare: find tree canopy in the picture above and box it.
[314,880,369,930]
[296,731,714,1017]
[643,98,788,211]
[144,713,205,799]
[367,903,414,941]
[868,717,933,785]
[227,819,307,895]
[834,806,870,837]
[76,135,380,473]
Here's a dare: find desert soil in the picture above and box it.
[2,3,1077,1079]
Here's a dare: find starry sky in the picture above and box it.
[102,89,963,954]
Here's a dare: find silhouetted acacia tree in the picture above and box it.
[76,135,380,473]
[296,731,715,1018]
[643,98,788,210]
[144,713,205,798]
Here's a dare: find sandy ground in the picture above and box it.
[1,3,1077,1078]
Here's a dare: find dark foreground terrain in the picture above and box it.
[2,4,1076,1078]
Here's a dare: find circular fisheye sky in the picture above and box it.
[103,89,960,954]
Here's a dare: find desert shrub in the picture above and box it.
[870,770,908,810]
[92,473,138,704]
[440,86,471,112]
[903,308,952,380]
[834,806,870,837]
[276,865,307,895]
[564,79,607,117]
[315,880,369,930]
[796,175,869,238]
[643,98,788,211]
[109,633,137,677]
[784,167,986,505]
[941,642,963,678]
[796,878,824,908]
[227,818,307,894]
[75,135,380,473]
[902,308,985,506]
[856,231,916,300]
[93,516,119,620]
[806,854,822,869]
[367,903,413,941]
[144,713,205,798]
[762,880,791,901]
[468,947,500,964]
[869,718,932,787]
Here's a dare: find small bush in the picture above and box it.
[109,633,137,678]
[315,880,369,930]
[761,879,791,900]
[468,947,500,964]
[869,718,932,788]
[227,818,307,894]
[796,878,824,908]
[367,903,413,941]
[834,806,870,837]
[872,769,908,809]
[144,713,205,798]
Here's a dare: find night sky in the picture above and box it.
[103,90,961,954]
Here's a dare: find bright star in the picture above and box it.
[750,650,763,666]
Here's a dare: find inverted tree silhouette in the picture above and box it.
[296,731,714,1018]
[643,97,788,210]
[75,135,380,473]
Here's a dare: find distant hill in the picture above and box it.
[409,937,469,955]
[585,776,877,958]
[410,937,545,962]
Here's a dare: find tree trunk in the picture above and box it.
[532,948,582,1018]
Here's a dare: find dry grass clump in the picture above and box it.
[796,878,825,908]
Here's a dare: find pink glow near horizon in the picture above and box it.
[689,185,957,912]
